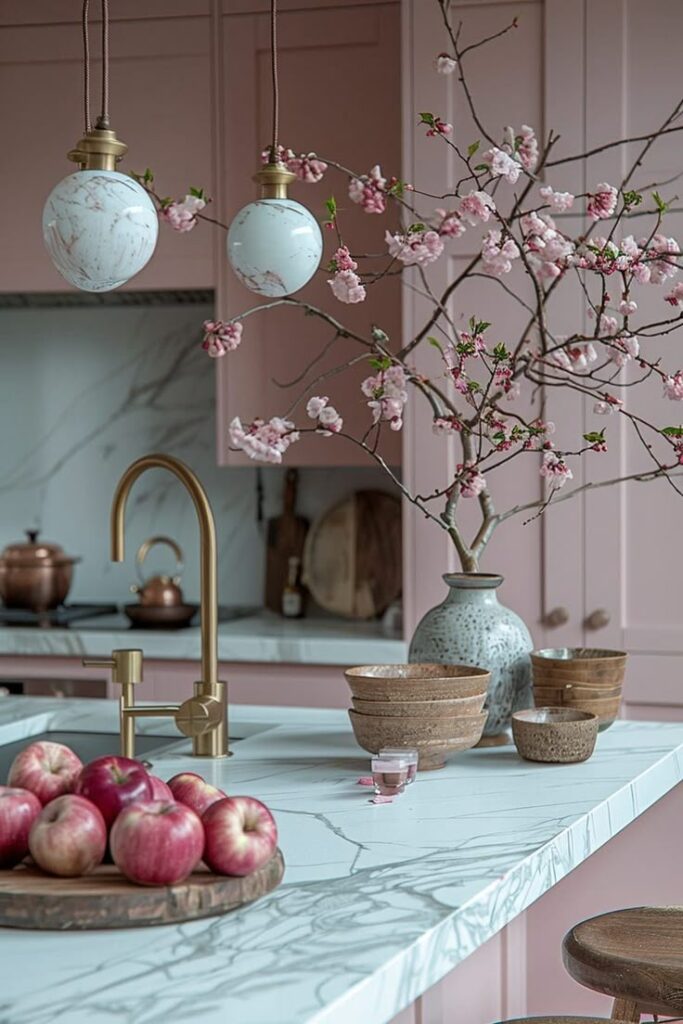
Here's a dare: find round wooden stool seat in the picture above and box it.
[563,906,683,1017]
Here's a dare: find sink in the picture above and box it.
[0,730,180,781]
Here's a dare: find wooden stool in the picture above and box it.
[563,906,683,1021]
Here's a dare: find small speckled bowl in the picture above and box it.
[511,707,599,764]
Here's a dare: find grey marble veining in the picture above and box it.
[0,304,394,611]
[0,697,682,1024]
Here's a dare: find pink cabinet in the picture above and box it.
[0,2,214,292]
[215,1,402,467]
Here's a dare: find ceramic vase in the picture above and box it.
[408,573,533,740]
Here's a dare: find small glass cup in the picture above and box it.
[371,756,409,797]
[379,747,418,784]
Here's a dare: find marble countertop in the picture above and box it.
[1,695,682,1024]
[0,609,407,666]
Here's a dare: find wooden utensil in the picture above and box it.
[0,849,284,930]
[264,469,308,613]
[303,490,401,619]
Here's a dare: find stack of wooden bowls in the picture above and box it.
[345,664,490,770]
[531,648,628,729]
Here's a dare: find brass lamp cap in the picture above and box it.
[68,125,128,172]
[253,162,296,199]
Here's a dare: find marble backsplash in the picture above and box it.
[0,301,392,607]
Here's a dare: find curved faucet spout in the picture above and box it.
[111,453,218,687]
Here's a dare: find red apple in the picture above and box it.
[29,794,106,877]
[167,772,226,817]
[0,786,42,868]
[202,796,278,877]
[110,800,204,886]
[147,775,174,802]
[8,741,83,805]
[75,756,153,829]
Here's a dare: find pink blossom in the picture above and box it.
[202,320,243,358]
[287,152,327,183]
[587,182,618,221]
[481,230,520,276]
[229,416,299,464]
[348,165,387,214]
[425,117,453,138]
[458,190,496,226]
[598,314,618,336]
[539,185,575,212]
[261,144,294,165]
[435,53,457,74]
[457,330,487,358]
[161,194,206,233]
[594,394,623,415]
[516,124,539,172]
[663,372,683,401]
[482,147,521,184]
[566,342,598,372]
[608,334,639,367]
[328,269,366,304]
[665,282,683,307]
[433,416,462,435]
[435,208,467,238]
[317,404,343,434]
[457,463,486,498]
[306,396,329,419]
[385,228,444,267]
[675,441,683,466]
[647,234,680,285]
[331,246,357,272]
[540,450,573,488]
[522,210,574,279]
[619,298,638,315]
[362,364,409,431]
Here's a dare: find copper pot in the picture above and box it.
[0,530,81,611]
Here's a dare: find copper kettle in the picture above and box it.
[0,530,81,611]
[131,536,185,607]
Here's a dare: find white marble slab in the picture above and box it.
[0,696,682,1024]
[0,610,407,665]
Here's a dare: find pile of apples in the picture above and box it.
[0,740,278,886]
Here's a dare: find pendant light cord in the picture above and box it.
[270,0,280,161]
[82,0,111,133]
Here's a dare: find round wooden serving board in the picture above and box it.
[0,848,284,930]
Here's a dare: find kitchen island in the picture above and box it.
[0,696,681,1024]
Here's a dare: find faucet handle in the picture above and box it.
[83,649,143,686]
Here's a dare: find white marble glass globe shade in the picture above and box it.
[43,170,159,292]
[227,198,323,296]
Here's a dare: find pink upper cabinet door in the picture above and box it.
[216,2,402,467]
[0,4,214,293]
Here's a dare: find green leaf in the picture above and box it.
[369,356,392,371]
[143,168,154,184]
[475,320,491,335]
[427,335,443,352]
[418,112,436,128]
[189,186,204,199]
[473,163,489,172]
[583,430,605,444]
[325,196,337,220]
[492,343,509,362]
[371,325,389,343]
[653,191,669,214]
[408,222,426,234]
[467,141,480,158]
[387,179,406,197]
[662,426,683,437]
[622,189,642,209]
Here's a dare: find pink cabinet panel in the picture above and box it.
[0,12,214,292]
[215,3,402,467]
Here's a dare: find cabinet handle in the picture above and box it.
[585,608,610,630]
[542,606,569,628]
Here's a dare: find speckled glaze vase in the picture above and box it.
[408,573,533,740]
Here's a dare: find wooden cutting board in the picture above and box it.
[0,848,284,930]
[302,490,402,619]
[264,468,309,613]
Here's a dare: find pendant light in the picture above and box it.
[42,0,158,292]
[226,0,322,296]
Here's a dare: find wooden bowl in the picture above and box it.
[533,691,621,728]
[351,692,486,718]
[348,708,487,770]
[512,707,599,763]
[531,648,627,686]
[345,664,490,702]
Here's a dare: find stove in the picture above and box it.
[0,603,118,628]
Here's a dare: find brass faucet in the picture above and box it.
[84,454,228,759]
